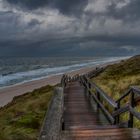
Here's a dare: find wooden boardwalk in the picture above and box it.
[63,81,110,130]
[61,81,140,140]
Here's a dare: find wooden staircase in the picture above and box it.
[61,80,140,140]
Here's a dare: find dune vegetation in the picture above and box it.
[92,55,140,128]
[1,55,140,140]
[0,85,54,140]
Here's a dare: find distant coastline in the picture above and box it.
[0,56,129,107]
[0,56,130,89]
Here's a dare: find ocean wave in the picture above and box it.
[0,56,130,88]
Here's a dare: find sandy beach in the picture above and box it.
[0,60,123,107]
[0,66,96,107]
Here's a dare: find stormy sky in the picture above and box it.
[0,0,140,57]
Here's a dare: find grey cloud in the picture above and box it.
[0,11,20,39]
[6,0,49,10]
[0,0,140,57]
[0,33,140,57]
[0,40,139,57]
[28,19,42,28]
[6,0,88,16]
[104,0,140,21]
[83,0,140,24]
[51,0,88,16]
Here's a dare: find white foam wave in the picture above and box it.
[0,56,130,88]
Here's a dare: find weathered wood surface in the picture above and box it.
[63,82,110,131]
[40,70,140,140]
[62,81,140,140]
[39,87,63,140]
[62,128,140,140]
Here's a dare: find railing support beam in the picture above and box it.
[128,91,135,128]
[96,91,100,109]
[114,102,120,125]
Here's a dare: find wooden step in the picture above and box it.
[64,124,119,130]
[61,128,140,140]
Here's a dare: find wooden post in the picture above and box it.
[96,91,100,109]
[128,91,135,128]
[62,121,65,130]
[83,76,87,96]
[88,82,91,98]
[114,102,120,125]
[64,78,66,87]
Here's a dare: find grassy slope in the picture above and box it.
[92,55,140,127]
[0,85,54,140]
[93,55,140,100]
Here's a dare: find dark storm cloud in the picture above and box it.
[6,0,49,10]
[0,33,140,57]
[0,41,138,57]
[0,0,140,57]
[0,11,20,38]
[107,0,140,21]
[6,0,88,16]
[52,0,88,15]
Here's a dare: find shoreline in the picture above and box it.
[0,59,127,107]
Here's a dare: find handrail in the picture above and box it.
[112,104,140,120]
[90,88,115,124]
[113,85,140,127]
[132,86,140,95]
[83,75,117,108]
[86,67,105,79]
[61,67,140,128]
[81,73,117,124]
[112,105,129,117]
[116,89,132,103]
[80,68,140,128]
[116,86,140,103]
[90,81,117,108]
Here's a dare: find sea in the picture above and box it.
[0,56,130,89]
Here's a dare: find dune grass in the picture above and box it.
[0,85,54,140]
[92,55,140,128]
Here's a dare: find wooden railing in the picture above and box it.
[84,67,105,79]
[81,74,140,128]
[114,86,140,127]
[61,68,140,128]
[81,75,117,124]
[61,66,104,86]
[61,74,80,87]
